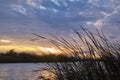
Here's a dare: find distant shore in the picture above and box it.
[0,49,78,63]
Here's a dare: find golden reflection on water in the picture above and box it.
[35,68,55,80]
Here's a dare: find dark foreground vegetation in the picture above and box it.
[36,26,120,80]
[0,49,78,63]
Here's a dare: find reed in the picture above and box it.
[37,26,120,80]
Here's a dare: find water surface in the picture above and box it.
[0,63,45,80]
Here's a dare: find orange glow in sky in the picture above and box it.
[37,47,61,54]
[0,38,62,55]
[0,39,11,43]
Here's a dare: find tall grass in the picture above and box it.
[37,26,120,80]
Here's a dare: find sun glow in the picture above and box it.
[0,45,37,52]
[0,39,11,43]
[37,47,61,54]
[0,38,63,55]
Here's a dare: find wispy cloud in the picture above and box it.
[0,0,120,40]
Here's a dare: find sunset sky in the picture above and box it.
[0,0,120,54]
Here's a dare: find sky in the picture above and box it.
[0,0,120,54]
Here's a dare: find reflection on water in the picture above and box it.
[0,63,49,80]
[35,67,55,80]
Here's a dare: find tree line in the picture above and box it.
[0,49,77,63]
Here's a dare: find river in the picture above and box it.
[0,63,48,80]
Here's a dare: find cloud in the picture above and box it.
[0,0,120,40]
[0,39,12,45]
[26,0,35,5]
[51,0,61,6]
[11,4,27,15]
[0,0,120,53]
[0,39,11,43]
